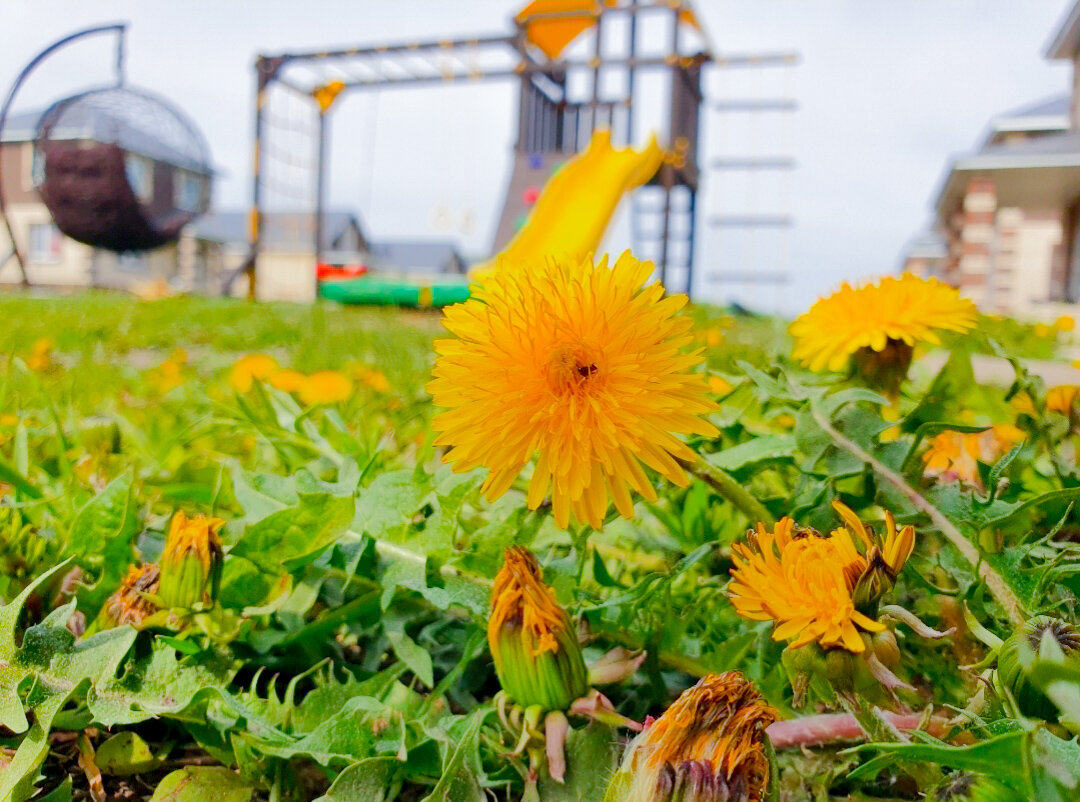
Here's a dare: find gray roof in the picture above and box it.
[192,210,363,251]
[1046,0,1080,59]
[2,89,212,174]
[902,230,947,261]
[368,239,464,273]
[933,130,1080,217]
[991,94,1070,134]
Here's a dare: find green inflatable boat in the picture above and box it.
[319,276,472,308]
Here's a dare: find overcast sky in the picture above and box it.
[1,1,1075,311]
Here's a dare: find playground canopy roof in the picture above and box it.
[194,210,366,252]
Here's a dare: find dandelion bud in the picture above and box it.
[926,771,1014,802]
[157,511,225,610]
[488,548,588,712]
[997,615,1080,721]
[606,673,780,802]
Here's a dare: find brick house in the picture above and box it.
[910,2,1080,318]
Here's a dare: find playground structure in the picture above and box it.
[236,0,799,304]
[0,24,213,286]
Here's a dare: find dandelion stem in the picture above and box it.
[689,459,776,527]
[810,407,1026,627]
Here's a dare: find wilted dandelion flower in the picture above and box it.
[299,371,353,405]
[609,672,780,802]
[790,274,976,393]
[104,565,161,628]
[428,251,718,530]
[729,504,915,653]
[228,355,280,392]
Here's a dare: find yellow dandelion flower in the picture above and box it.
[27,337,53,373]
[363,370,391,394]
[1034,323,1053,338]
[299,371,353,405]
[268,369,307,393]
[1047,385,1080,415]
[489,547,588,711]
[0,414,17,427]
[922,431,981,484]
[428,251,718,530]
[729,505,915,653]
[228,355,280,392]
[1056,315,1076,333]
[708,376,734,396]
[612,672,780,802]
[705,326,724,348]
[790,274,977,382]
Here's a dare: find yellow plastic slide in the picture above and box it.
[475,129,663,275]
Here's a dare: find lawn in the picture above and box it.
[0,285,1079,802]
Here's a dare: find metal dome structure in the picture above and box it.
[34,86,213,252]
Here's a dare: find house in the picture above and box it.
[193,210,369,302]
[914,1,1080,318]
[367,239,466,275]
[0,101,216,293]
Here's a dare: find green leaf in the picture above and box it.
[384,614,435,688]
[95,731,162,776]
[353,469,432,540]
[0,563,138,802]
[231,492,355,574]
[0,453,42,499]
[315,757,400,802]
[419,711,486,802]
[537,722,620,800]
[706,435,795,473]
[149,767,257,802]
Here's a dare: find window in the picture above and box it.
[124,154,153,202]
[174,170,204,213]
[27,223,62,264]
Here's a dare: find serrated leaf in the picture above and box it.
[537,722,620,800]
[419,712,486,802]
[706,436,795,473]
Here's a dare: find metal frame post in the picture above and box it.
[313,107,327,301]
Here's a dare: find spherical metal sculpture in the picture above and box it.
[33,86,212,252]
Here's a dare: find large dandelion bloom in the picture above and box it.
[428,252,718,530]
[610,672,780,802]
[729,504,915,653]
[790,274,977,390]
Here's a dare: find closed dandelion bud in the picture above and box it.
[489,548,588,712]
[997,615,1080,720]
[157,511,225,610]
[606,673,780,802]
[870,630,901,669]
[926,771,1014,802]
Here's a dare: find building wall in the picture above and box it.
[0,202,94,287]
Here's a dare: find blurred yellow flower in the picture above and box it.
[299,371,353,405]
[0,414,17,427]
[1034,323,1053,338]
[363,370,391,393]
[149,349,189,394]
[27,337,53,373]
[1056,315,1076,333]
[708,375,733,396]
[704,326,724,348]
[428,251,718,530]
[268,369,307,393]
[228,355,280,392]
[790,275,977,389]
[923,426,1026,486]
[1048,385,1080,415]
